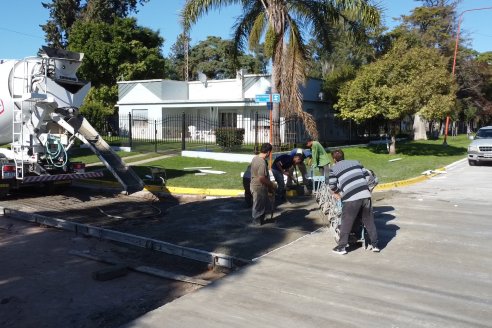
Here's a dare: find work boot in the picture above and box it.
[251,215,265,226]
[370,243,380,252]
[332,245,347,255]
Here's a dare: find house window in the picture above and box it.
[132,109,148,128]
[220,112,237,127]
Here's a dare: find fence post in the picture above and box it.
[154,120,157,153]
[181,112,186,151]
[254,111,259,154]
[128,112,133,149]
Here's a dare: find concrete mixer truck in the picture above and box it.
[0,46,144,197]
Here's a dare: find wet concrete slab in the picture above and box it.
[1,188,324,262]
[112,196,324,260]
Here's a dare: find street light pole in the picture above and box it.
[444,6,492,145]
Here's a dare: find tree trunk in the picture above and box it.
[389,134,396,155]
[413,114,428,140]
[269,2,284,151]
[271,65,281,151]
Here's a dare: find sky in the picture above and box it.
[1,0,491,60]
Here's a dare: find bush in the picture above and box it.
[215,127,245,152]
[80,101,114,133]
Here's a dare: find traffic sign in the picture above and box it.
[272,93,280,103]
[255,94,271,103]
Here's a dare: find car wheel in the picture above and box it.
[468,160,476,166]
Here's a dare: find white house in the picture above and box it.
[117,72,348,143]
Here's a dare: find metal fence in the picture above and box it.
[99,112,309,153]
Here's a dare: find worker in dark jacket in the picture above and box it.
[271,153,303,202]
[286,148,312,193]
[328,149,379,255]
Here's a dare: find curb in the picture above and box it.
[374,171,442,191]
[79,158,466,197]
[144,185,244,197]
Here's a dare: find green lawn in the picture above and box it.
[73,134,470,189]
[338,135,468,183]
[68,148,140,164]
[132,157,248,189]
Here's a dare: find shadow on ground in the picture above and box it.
[373,205,399,250]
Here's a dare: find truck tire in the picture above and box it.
[468,160,477,166]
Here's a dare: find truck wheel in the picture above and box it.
[468,160,476,166]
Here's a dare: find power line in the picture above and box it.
[0,26,43,40]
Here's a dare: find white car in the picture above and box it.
[468,126,492,166]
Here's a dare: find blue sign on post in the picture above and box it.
[272,93,281,103]
[255,94,271,103]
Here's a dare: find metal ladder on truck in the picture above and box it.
[11,57,48,180]
[11,92,24,180]
[11,59,30,180]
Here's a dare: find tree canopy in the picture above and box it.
[169,36,266,81]
[335,41,457,124]
[68,17,167,87]
[67,17,167,122]
[41,0,149,48]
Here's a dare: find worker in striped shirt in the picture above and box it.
[328,149,379,255]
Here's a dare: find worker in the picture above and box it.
[250,143,276,225]
[305,138,330,177]
[242,164,252,207]
[286,148,312,194]
[271,153,304,202]
[328,149,379,254]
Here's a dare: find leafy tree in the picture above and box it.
[41,0,148,48]
[168,33,191,81]
[477,51,492,65]
[182,0,380,146]
[335,40,457,153]
[41,0,81,48]
[395,0,458,57]
[82,0,149,22]
[188,36,264,80]
[456,50,492,123]
[169,35,267,81]
[68,17,166,87]
[67,17,167,117]
[316,24,390,104]
[79,86,117,131]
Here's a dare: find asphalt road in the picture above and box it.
[123,158,492,328]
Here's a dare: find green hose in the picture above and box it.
[45,134,68,168]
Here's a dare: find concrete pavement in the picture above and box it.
[122,159,492,328]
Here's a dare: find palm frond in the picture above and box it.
[280,17,318,139]
[248,12,267,51]
[181,0,243,31]
[231,1,264,58]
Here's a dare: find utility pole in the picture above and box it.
[184,31,189,81]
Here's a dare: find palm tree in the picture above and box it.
[182,0,380,147]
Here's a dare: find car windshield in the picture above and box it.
[476,129,492,139]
